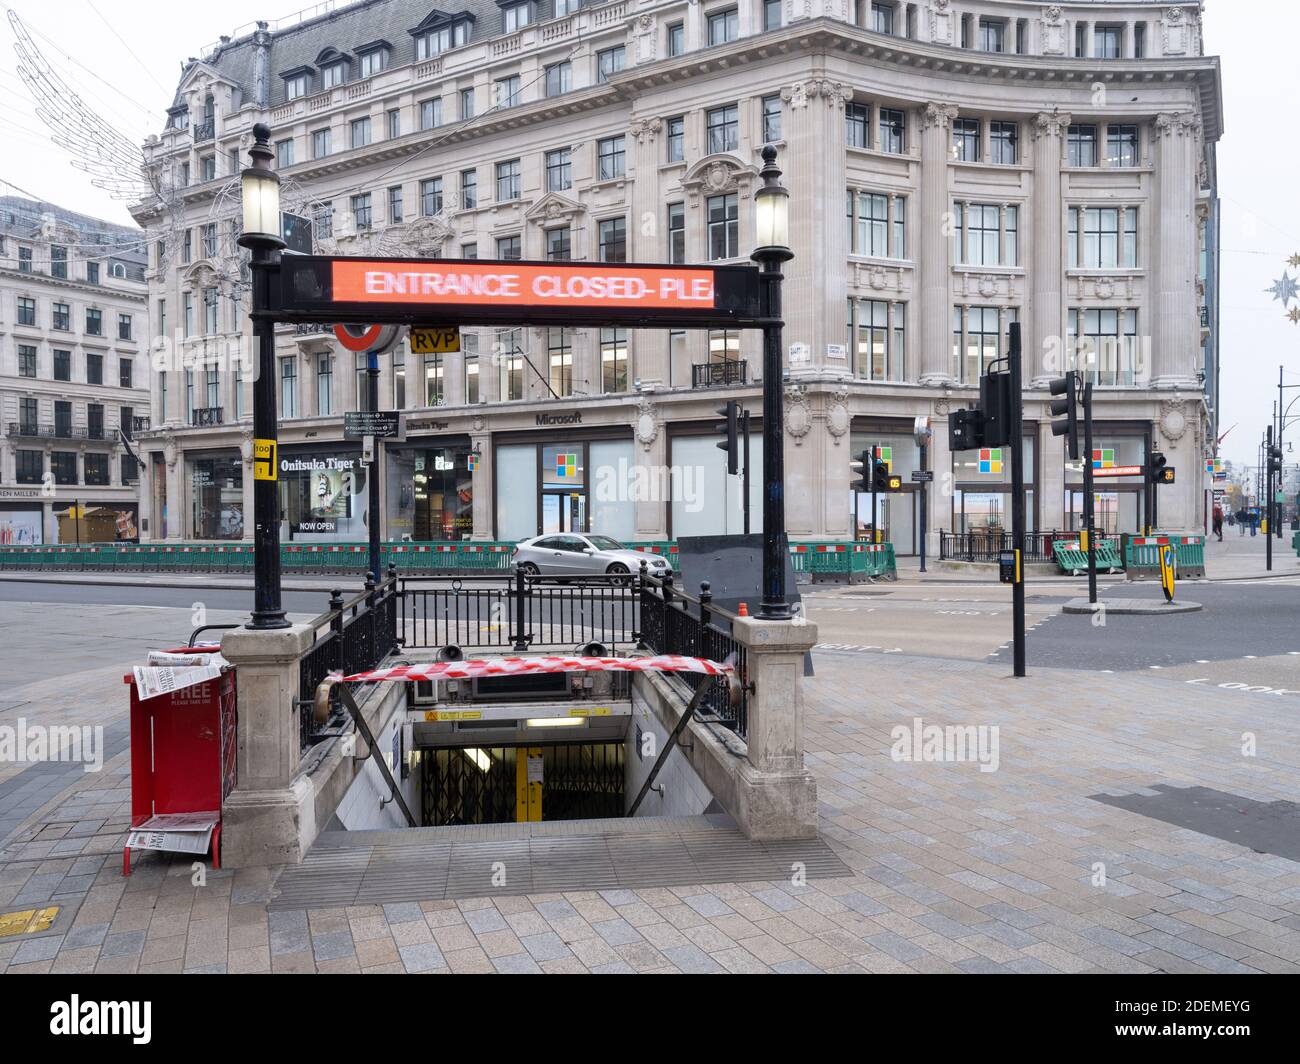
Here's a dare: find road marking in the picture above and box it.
[1186,678,1300,697]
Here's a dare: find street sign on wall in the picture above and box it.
[343,411,400,439]
[276,256,766,328]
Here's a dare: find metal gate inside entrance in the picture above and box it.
[421,743,624,826]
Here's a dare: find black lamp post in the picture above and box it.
[751,145,792,620]
[237,122,289,629]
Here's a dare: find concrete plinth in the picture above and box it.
[1062,597,1203,616]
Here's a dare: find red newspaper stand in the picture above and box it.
[122,668,237,875]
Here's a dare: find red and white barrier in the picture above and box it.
[339,654,734,685]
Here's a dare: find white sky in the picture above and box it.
[0,0,1294,470]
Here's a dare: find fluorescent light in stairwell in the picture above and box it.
[461,748,493,772]
[526,718,585,728]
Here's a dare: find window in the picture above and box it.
[18,246,31,272]
[87,403,104,439]
[19,398,38,435]
[708,8,738,46]
[847,191,908,258]
[112,262,126,279]
[202,223,217,257]
[1094,25,1122,59]
[848,298,905,381]
[990,121,1018,165]
[387,109,401,139]
[348,192,371,231]
[597,136,625,180]
[597,46,625,83]
[420,178,443,216]
[418,98,442,130]
[494,75,520,109]
[181,230,192,264]
[762,0,782,29]
[707,194,738,260]
[979,18,1006,53]
[459,87,474,120]
[202,287,219,333]
[952,306,1018,382]
[314,201,334,238]
[51,245,67,279]
[548,328,572,396]
[393,360,405,408]
[461,169,478,209]
[879,108,905,154]
[545,61,571,98]
[424,352,444,406]
[87,261,99,284]
[555,0,577,13]
[598,217,627,262]
[86,308,103,336]
[317,353,333,415]
[119,358,133,388]
[953,202,1017,267]
[312,128,331,159]
[465,338,480,403]
[18,344,36,378]
[497,329,524,400]
[388,186,404,223]
[1069,207,1138,269]
[1068,125,1098,167]
[53,350,70,381]
[54,400,72,437]
[503,1,530,31]
[201,156,216,182]
[666,116,685,162]
[761,95,782,143]
[846,103,869,149]
[706,104,738,153]
[284,72,308,99]
[52,302,70,331]
[546,227,571,261]
[546,148,572,192]
[1106,125,1139,168]
[17,296,36,326]
[355,353,372,411]
[1134,23,1146,59]
[16,450,42,484]
[462,242,477,259]
[600,327,628,393]
[157,299,166,336]
[668,203,686,263]
[495,159,521,201]
[350,116,372,148]
[52,452,77,485]
[872,2,895,34]
[416,20,470,59]
[1068,308,1140,386]
[952,118,980,161]
[359,48,388,77]
[183,292,194,338]
[321,61,347,88]
[668,22,685,56]
[280,357,298,418]
[121,453,139,484]
[84,453,109,486]
[496,234,522,260]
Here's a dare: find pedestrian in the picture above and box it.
[1236,508,1248,535]
[1212,504,1224,541]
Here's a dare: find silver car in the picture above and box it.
[512,533,672,576]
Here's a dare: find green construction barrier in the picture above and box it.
[1054,540,1124,575]
[1124,535,1205,580]
[791,541,896,582]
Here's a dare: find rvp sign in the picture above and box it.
[410,327,460,354]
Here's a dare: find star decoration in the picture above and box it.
[1289,254,1300,268]
[1289,307,1300,324]
[1268,272,1300,305]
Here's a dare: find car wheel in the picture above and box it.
[518,562,540,576]
[606,562,629,575]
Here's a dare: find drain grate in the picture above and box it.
[270,815,852,909]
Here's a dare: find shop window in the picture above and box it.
[187,452,244,539]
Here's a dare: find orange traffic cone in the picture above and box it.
[738,602,749,616]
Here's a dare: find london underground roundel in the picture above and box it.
[332,323,402,353]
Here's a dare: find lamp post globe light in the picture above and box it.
[750,145,793,620]
[237,123,289,630]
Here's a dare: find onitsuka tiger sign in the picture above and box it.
[276,256,765,328]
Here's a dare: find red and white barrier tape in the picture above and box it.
[339,654,734,685]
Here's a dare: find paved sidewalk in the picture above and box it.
[3,647,1299,974]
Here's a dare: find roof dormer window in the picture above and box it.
[282,70,311,100]
[357,41,391,78]
[412,12,474,60]
[321,61,347,88]
[501,1,531,32]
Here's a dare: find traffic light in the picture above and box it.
[849,450,870,492]
[872,457,903,492]
[1268,445,1283,476]
[980,370,1015,447]
[1049,371,1080,461]
[948,407,985,452]
[715,400,738,475]
[1148,451,1168,484]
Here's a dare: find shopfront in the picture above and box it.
[667,425,763,540]
[387,438,474,542]
[1064,430,1149,534]
[0,492,44,544]
[187,449,244,540]
[52,501,139,543]
[949,432,1038,535]
[849,422,922,554]
[278,444,366,541]
[495,428,636,542]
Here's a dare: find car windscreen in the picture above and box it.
[586,536,623,551]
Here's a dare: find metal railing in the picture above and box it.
[399,568,639,653]
[298,570,399,751]
[190,407,224,427]
[193,120,215,141]
[939,529,1119,564]
[638,568,748,739]
[692,359,748,388]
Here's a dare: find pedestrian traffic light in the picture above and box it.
[1149,451,1168,484]
[1049,371,1080,461]
[715,400,738,475]
[849,450,870,492]
[872,457,903,492]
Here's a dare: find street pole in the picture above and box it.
[751,145,792,620]
[871,445,879,546]
[238,123,289,630]
[741,408,751,537]
[918,440,928,573]
[1267,424,1274,572]
[1082,382,1097,605]
[367,350,381,583]
[1009,322,1026,678]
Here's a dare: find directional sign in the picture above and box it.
[1159,545,1176,603]
[910,470,935,483]
[410,326,460,354]
[343,411,400,440]
[252,439,276,481]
